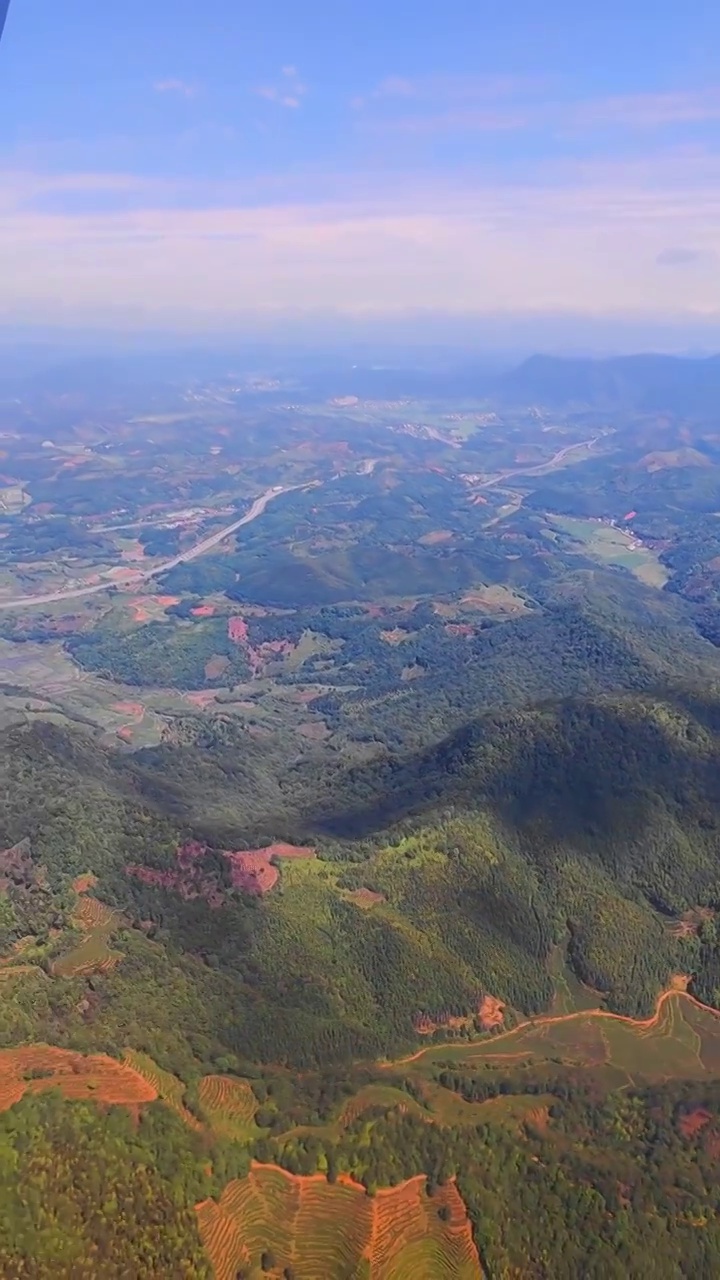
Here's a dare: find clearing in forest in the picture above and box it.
[196,1162,481,1280]
[123,1050,203,1130]
[224,842,316,896]
[51,887,125,978]
[384,987,720,1087]
[549,514,668,587]
[198,1075,260,1142]
[0,1045,156,1113]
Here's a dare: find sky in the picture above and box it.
[3,0,720,347]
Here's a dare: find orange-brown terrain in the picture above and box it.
[225,842,316,895]
[0,1046,156,1114]
[346,887,387,909]
[678,1107,712,1139]
[196,1163,481,1280]
[477,994,505,1031]
[126,840,315,903]
[414,994,503,1037]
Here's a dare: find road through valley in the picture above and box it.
[0,485,300,611]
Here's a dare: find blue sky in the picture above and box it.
[3,0,720,341]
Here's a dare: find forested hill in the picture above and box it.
[314,686,720,848]
[5,681,720,1066]
[309,686,720,1019]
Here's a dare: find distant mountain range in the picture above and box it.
[5,344,720,414]
[498,352,720,412]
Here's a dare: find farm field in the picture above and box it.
[196,1163,481,1280]
[0,1045,156,1112]
[124,1049,203,1130]
[198,1074,261,1142]
[550,514,669,586]
[52,889,125,978]
[386,985,720,1086]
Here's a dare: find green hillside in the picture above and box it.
[4,674,720,1070]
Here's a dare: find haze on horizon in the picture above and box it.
[3,0,720,352]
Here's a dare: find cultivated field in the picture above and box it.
[123,1050,203,1130]
[196,1163,481,1279]
[51,889,125,978]
[387,984,720,1087]
[198,1074,260,1142]
[0,1045,156,1112]
[550,514,669,587]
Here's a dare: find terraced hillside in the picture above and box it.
[197,1164,481,1280]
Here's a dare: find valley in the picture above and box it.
[3,352,720,1275]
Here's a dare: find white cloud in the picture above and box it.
[153,79,198,99]
[253,67,306,110]
[353,77,720,137]
[577,89,720,128]
[3,153,720,326]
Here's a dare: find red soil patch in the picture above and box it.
[0,1046,156,1113]
[128,840,317,904]
[227,616,249,643]
[72,872,98,895]
[297,721,330,740]
[224,843,316,896]
[225,616,295,676]
[477,994,505,1031]
[126,841,225,909]
[128,594,180,621]
[185,690,218,708]
[116,727,134,742]
[414,1011,475,1036]
[224,851,280,894]
[191,604,216,617]
[197,1163,479,1280]
[112,701,145,718]
[74,896,117,931]
[670,907,715,939]
[445,623,474,638]
[414,994,504,1037]
[678,1108,712,1139]
[524,1106,551,1135]
[401,663,425,682]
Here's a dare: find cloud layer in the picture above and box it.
[2,148,720,329]
[3,62,720,332]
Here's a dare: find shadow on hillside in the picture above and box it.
[311,690,720,891]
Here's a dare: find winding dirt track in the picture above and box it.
[383,984,720,1069]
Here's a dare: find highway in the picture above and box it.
[0,484,300,611]
[477,436,601,491]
